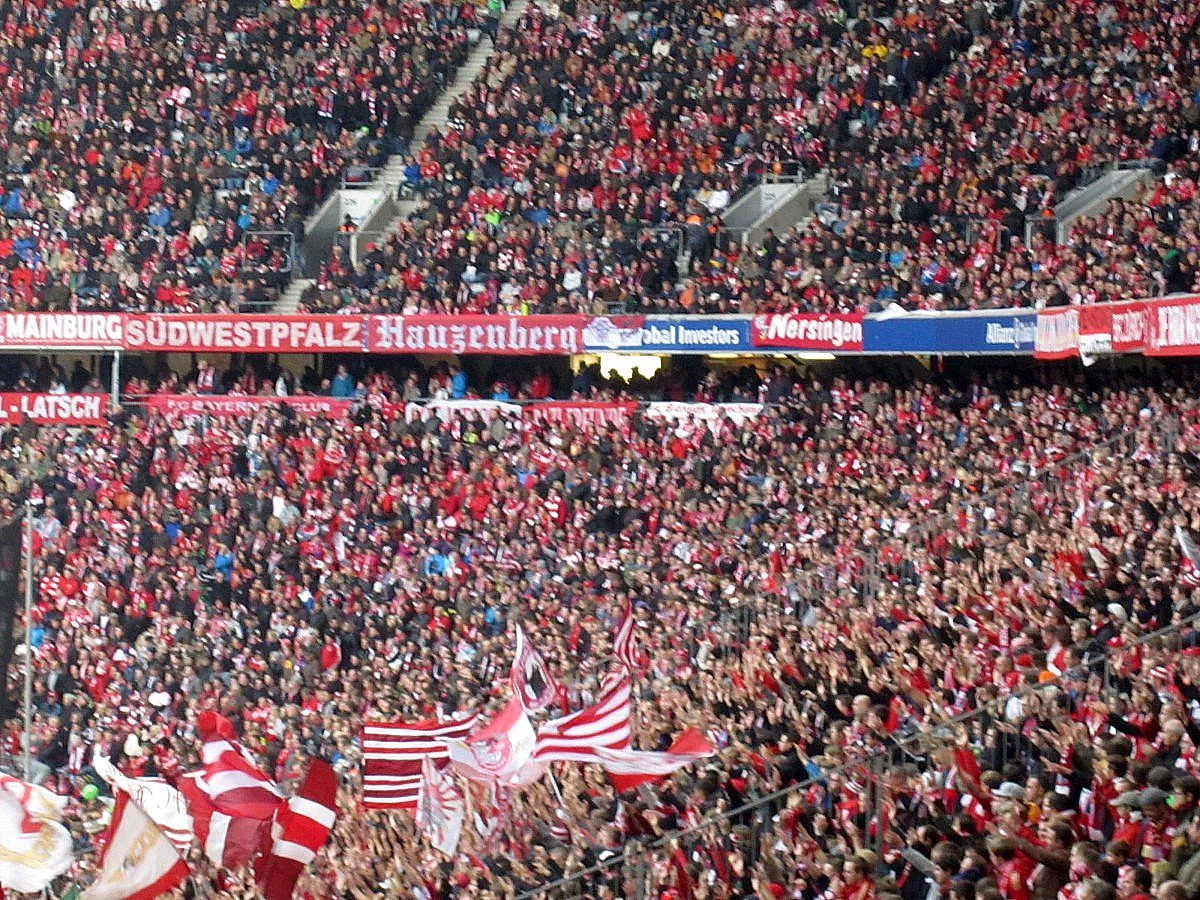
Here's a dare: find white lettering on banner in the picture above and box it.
[1154,304,1200,350]
[149,396,352,418]
[0,314,122,346]
[124,318,362,351]
[985,319,1037,348]
[372,318,581,354]
[755,315,863,347]
[1112,308,1146,346]
[640,324,743,347]
[0,393,106,424]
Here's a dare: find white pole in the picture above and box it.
[110,348,121,410]
[23,498,33,781]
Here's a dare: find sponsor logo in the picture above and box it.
[984,318,1037,348]
[753,314,863,348]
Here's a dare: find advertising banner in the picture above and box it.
[1145,295,1200,356]
[522,401,637,428]
[0,393,109,425]
[0,314,123,349]
[123,315,366,353]
[750,314,864,351]
[1034,307,1080,360]
[367,315,586,355]
[631,318,751,353]
[645,401,764,426]
[404,400,522,422]
[864,310,1036,354]
[1077,302,1147,358]
[142,395,354,418]
[581,316,646,351]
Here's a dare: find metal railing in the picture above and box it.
[350,230,388,269]
[341,165,383,189]
[518,416,1185,898]
[240,229,297,278]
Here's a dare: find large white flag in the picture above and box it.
[0,774,74,893]
[446,698,536,785]
[83,789,190,900]
[416,755,465,857]
[93,752,194,856]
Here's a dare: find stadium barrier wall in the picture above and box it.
[0,295,1195,356]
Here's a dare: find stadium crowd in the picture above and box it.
[0,0,1190,317]
[302,0,1200,316]
[0,0,475,315]
[1,364,1199,898]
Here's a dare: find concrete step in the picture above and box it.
[274,277,314,314]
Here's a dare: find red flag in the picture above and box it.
[194,710,284,820]
[178,773,270,870]
[256,760,338,900]
[415,755,465,857]
[447,698,537,784]
[511,623,560,712]
[597,728,715,792]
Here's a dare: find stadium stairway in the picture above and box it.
[365,0,532,227]
[275,278,313,313]
[271,0,530,313]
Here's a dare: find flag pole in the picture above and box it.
[546,766,566,805]
[23,497,33,781]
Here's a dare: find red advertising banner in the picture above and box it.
[366,315,586,355]
[1033,307,1079,360]
[123,315,366,353]
[1145,295,1200,356]
[1077,302,1147,358]
[750,314,864,351]
[142,395,355,418]
[0,392,109,425]
[0,313,123,349]
[522,401,637,428]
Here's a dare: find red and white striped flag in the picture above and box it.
[178,772,270,870]
[83,789,190,900]
[256,759,338,900]
[613,602,650,672]
[362,712,479,809]
[193,711,284,821]
[416,755,465,857]
[511,623,560,712]
[532,672,632,765]
[595,728,715,792]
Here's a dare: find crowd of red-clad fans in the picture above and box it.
[0,363,1197,898]
[300,0,1200,316]
[0,0,1194,317]
[0,0,478,314]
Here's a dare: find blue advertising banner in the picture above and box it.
[635,317,751,353]
[863,310,1036,354]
